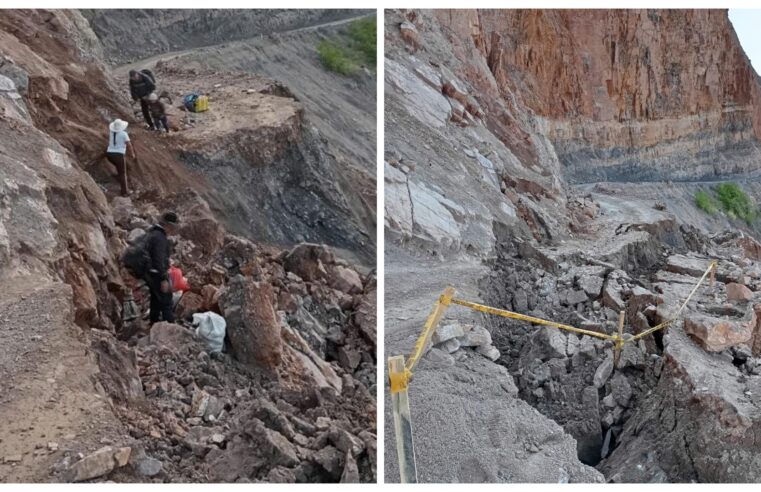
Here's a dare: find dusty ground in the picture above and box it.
[0,280,127,482]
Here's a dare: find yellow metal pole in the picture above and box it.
[388,355,417,483]
[405,287,455,373]
[614,310,625,368]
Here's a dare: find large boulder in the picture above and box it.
[683,309,756,352]
[220,275,283,373]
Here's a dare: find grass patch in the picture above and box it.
[317,40,356,75]
[716,182,758,224]
[317,16,376,75]
[695,183,758,224]
[348,17,376,65]
[695,190,718,215]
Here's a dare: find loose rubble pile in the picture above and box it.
[428,322,500,363]
[56,193,377,483]
[471,216,761,480]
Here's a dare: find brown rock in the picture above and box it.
[66,446,116,482]
[283,243,334,282]
[399,21,421,50]
[175,291,204,319]
[91,335,144,403]
[727,283,753,302]
[684,310,756,352]
[201,284,220,312]
[220,275,282,373]
[149,322,196,350]
[328,265,363,294]
[178,197,225,255]
[254,420,299,468]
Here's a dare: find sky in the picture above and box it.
[729,9,761,76]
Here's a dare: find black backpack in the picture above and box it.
[140,69,155,85]
[121,231,151,278]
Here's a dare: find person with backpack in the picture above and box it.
[129,69,157,129]
[122,211,179,324]
[105,118,135,196]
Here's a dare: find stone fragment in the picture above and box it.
[438,337,461,354]
[578,275,604,298]
[610,373,633,407]
[399,22,421,50]
[565,289,589,306]
[313,445,343,479]
[328,265,363,294]
[67,446,115,482]
[593,357,614,388]
[432,322,465,344]
[684,310,755,352]
[727,283,753,302]
[175,291,204,320]
[340,452,360,483]
[425,347,455,366]
[113,447,131,467]
[135,457,162,477]
[458,326,492,347]
[283,243,334,282]
[149,322,196,349]
[476,344,500,361]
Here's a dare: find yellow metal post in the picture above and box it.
[405,287,455,373]
[613,310,625,368]
[388,355,417,483]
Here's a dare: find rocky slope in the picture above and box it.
[385,8,761,483]
[0,9,375,483]
[81,9,372,65]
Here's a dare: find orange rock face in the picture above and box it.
[427,9,761,182]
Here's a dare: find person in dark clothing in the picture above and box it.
[143,211,179,324]
[129,69,157,129]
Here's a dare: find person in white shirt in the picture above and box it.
[105,118,136,196]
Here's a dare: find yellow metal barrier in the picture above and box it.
[388,258,717,482]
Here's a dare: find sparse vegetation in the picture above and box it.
[695,190,718,215]
[716,182,758,224]
[695,183,757,224]
[317,40,356,75]
[348,16,376,65]
[317,16,376,75]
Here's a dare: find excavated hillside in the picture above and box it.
[385,8,761,483]
[0,9,375,483]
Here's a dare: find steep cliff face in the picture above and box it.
[431,9,761,182]
[385,8,761,484]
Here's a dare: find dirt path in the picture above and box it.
[112,14,371,77]
[0,279,126,482]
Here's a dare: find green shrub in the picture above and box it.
[348,17,377,65]
[317,16,376,75]
[317,40,356,75]
[696,183,758,224]
[695,190,718,215]
[716,182,757,224]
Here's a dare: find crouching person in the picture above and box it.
[147,92,170,133]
